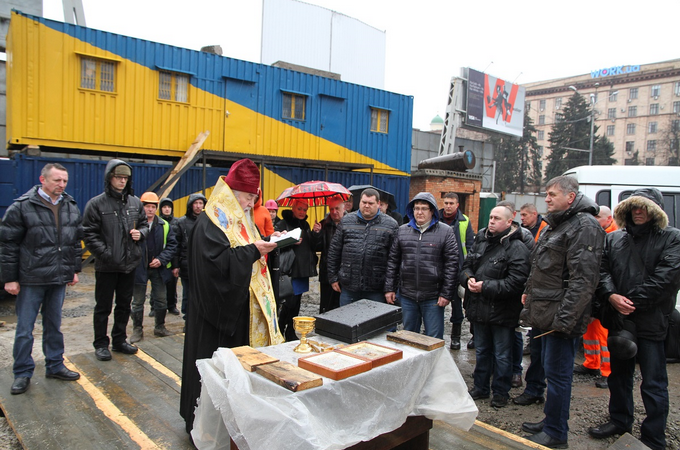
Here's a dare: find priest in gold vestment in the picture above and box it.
[180,159,284,433]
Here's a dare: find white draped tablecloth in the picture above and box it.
[191,333,478,450]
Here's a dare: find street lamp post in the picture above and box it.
[588,101,595,165]
[568,85,598,165]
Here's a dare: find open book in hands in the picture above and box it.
[270,227,301,249]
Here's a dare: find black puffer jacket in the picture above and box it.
[312,213,341,284]
[461,224,531,327]
[384,192,459,301]
[596,189,680,340]
[327,211,398,292]
[275,210,318,279]
[171,193,207,279]
[520,193,605,338]
[0,186,83,285]
[83,160,148,273]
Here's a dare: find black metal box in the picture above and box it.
[314,300,402,343]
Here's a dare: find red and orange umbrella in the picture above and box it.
[276,181,351,207]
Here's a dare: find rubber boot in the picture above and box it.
[154,309,173,337]
[130,310,144,344]
[450,323,461,350]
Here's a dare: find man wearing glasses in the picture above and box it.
[83,160,148,362]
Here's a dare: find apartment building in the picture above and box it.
[523,58,680,167]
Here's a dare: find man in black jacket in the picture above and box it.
[1,163,83,394]
[83,160,149,362]
[461,205,531,409]
[384,192,458,339]
[274,199,318,341]
[588,188,680,450]
[312,195,345,313]
[439,192,475,350]
[519,176,605,448]
[130,192,178,343]
[327,188,398,305]
[171,193,207,320]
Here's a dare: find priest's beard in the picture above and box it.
[243,208,255,230]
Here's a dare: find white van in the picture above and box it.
[563,165,680,228]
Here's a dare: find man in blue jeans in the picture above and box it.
[327,188,398,306]
[589,188,680,450]
[461,205,531,408]
[519,176,604,448]
[384,192,458,339]
[0,163,83,394]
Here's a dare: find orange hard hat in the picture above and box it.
[140,192,160,204]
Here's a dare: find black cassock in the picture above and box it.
[179,212,261,433]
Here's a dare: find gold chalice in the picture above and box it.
[292,316,316,353]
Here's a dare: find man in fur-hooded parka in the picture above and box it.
[591,188,680,450]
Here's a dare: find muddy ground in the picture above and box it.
[0,264,678,449]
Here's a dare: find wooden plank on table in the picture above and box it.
[255,360,323,392]
[68,352,193,449]
[232,346,279,372]
[386,330,445,351]
[0,364,140,450]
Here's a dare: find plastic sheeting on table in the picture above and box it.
[191,333,478,450]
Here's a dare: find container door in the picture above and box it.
[319,96,346,152]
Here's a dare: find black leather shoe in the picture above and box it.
[46,367,80,381]
[573,364,599,375]
[521,420,544,434]
[595,376,608,389]
[490,395,508,408]
[587,422,629,439]
[468,387,490,400]
[112,342,138,355]
[513,392,545,405]
[11,377,30,395]
[525,431,567,449]
[95,347,112,361]
[168,306,180,316]
[467,337,475,349]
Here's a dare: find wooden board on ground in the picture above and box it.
[232,346,279,372]
[137,334,185,377]
[0,353,194,450]
[255,360,323,392]
[386,330,445,351]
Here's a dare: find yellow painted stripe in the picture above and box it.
[63,357,160,450]
[133,348,182,388]
[474,420,552,449]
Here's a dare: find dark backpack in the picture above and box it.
[666,309,680,363]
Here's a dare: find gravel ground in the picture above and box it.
[0,265,678,449]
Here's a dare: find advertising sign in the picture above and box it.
[466,68,526,138]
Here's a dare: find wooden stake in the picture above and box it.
[533,329,556,339]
